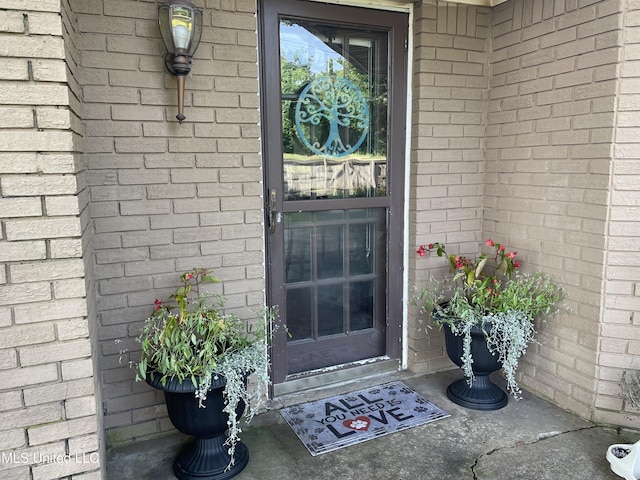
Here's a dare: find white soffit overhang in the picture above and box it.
[308,0,508,11]
[307,0,412,11]
[442,0,509,6]
[346,0,510,7]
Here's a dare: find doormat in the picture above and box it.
[280,381,450,456]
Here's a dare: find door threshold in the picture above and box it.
[272,358,401,398]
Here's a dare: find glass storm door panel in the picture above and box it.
[280,22,388,200]
[260,0,407,384]
[284,208,387,374]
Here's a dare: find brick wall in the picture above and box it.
[409,2,491,373]
[410,0,640,428]
[0,1,101,479]
[484,0,621,419]
[75,0,265,445]
[2,0,635,466]
[595,2,640,427]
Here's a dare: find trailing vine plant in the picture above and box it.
[132,268,277,469]
[414,240,566,399]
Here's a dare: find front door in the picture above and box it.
[259,0,408,385]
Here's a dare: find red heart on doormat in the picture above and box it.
[343,416,371,431]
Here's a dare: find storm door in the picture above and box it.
[259,0,407,385]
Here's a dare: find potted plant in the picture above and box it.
[412,239,565,410]
[133,268,274,480]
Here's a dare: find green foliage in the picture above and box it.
[133,268,276,469]
[413,240,566,400]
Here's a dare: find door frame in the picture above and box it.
[257,0,413,389]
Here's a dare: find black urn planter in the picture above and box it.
[146,374,249,480]
[444,324,508,411]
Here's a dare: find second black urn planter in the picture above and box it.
[444,324,508,411]
[147,374,249,480]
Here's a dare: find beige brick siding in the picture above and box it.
[482,0,622,418]
[3,1,640,471]
[594,1,640,427]
[0,0,101,479]
[77,0,265,445]
[409,3,491,373]
[411,0,640,429]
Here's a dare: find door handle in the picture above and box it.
[268,188,281,233]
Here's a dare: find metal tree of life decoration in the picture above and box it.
[295,76,370,158]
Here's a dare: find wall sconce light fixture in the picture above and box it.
[158,0,203,123]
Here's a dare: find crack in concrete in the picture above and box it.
[470,425,598,479]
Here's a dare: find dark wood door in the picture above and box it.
[259,0,407,385]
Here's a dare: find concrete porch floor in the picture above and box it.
[106,370,638,480]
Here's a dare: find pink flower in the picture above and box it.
[514,261,521,268]
[428,243,434,249]
[486,239,494,247]
[416,245,427,257]
[499,245,505,251]
[186,273,194,279]
[505,251,517,259]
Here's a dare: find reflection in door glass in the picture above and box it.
[286,287,312,340]
[318,284,344,336]
[350,281,374,331]
[284,226,311,283]
[280,19,388,200]
[284,208,385,343]
[349,222,374,275]
[317,225,343,279]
